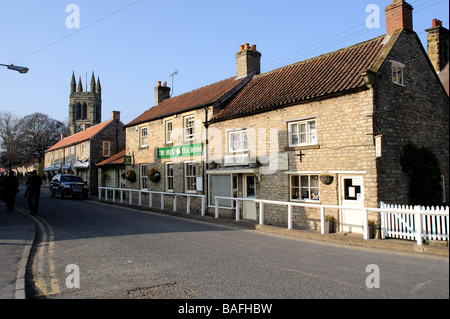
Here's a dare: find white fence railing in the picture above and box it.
[98,187,449,246]
[98,187,206,216]
[214,197,449,245]
[380,202,449,244]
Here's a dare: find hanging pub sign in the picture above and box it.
[123,156,132,165]
[158,143,203,159]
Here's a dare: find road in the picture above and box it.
[14,186,449,301]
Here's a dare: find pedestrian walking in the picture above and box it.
[26,170,43,216]
[3,171,19,212]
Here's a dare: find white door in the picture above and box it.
[339,175,364,234]
[243,174,257,220]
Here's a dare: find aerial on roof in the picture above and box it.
[126,75,250,127]
[211,34,388,122]
[45,120,111,153]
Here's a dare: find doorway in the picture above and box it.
[243,174,257,220]
[339,175,364,234]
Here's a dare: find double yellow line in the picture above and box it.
[16,207,61,297]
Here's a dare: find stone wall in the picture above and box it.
[374,30,449,205]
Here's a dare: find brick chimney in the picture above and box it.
[425,19,449,73]
[385,0,413,36]
[154,81,171,105]
[111,111,121,123]
[236,43,262,78]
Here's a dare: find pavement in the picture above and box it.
[0,197,448,300]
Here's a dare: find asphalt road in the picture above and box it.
[14,186,449,301]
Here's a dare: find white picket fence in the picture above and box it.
[380,202,449,244]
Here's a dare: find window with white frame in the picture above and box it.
[165,162,174,192]
[209,174,233,207]
[391,61,405,86]
[140,126,148,147]
[102,141,111,157]
[140,164,149,190]
[165,120,173,144]
[290,174,320,201]
[184,115,195,141]
[288,119,317,147]
[229,130,248,153]
[185,162,197,192]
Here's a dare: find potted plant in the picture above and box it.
[148,167,161,183]
[126,169,136,183]
[324,215,335,234]
[368,219,376,239]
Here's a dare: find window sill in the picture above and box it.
[284,144,320,152]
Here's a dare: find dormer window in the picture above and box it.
[391,60,405,86]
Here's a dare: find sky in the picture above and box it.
[0,0,448,126]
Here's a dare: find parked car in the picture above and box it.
[50,174,89,199]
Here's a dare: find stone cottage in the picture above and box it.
[123,0,449,233]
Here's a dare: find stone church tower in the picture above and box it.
[68,72,102,135]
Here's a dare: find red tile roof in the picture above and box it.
[211,35,387,122]
[45,120,112,152]
[96,150,126,166]
[126,76,248,127]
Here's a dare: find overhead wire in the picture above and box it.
[12,0,139,64]
[261,0,447,72]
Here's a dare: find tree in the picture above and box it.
[18,113,67,167]
[0,111,22,170]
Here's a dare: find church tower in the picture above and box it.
[68,72,102,135]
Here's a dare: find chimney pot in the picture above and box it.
[244,43,250,50]
[251,45,257,51]
[239,45,244,51]
[157,81,162,86]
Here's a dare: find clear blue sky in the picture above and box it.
[1,0,448,125]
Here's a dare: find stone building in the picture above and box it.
[69,72,102,136]
[124,0,448,233]
[44,111,125,194]
[44,73,125,194]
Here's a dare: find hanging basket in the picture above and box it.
[320,174,334,185]
[126,170,136,183]
[148,168,161,183]
[150,172,161,183]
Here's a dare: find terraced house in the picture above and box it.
[122,0,449,233]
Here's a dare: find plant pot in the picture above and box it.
[324,221,334,234]
[368,225,375,239]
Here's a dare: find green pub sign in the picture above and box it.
[158,143,203,159]
[123,156,132,165]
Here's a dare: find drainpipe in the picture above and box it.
[203,105,209,202]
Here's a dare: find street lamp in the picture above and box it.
[0,63,29,74]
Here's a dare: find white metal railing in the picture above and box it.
[98,187,206,216]
[214,196,450,245]
[380,202,449,244]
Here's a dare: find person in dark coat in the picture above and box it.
[3,171,19,212]
[26,170,43,216]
